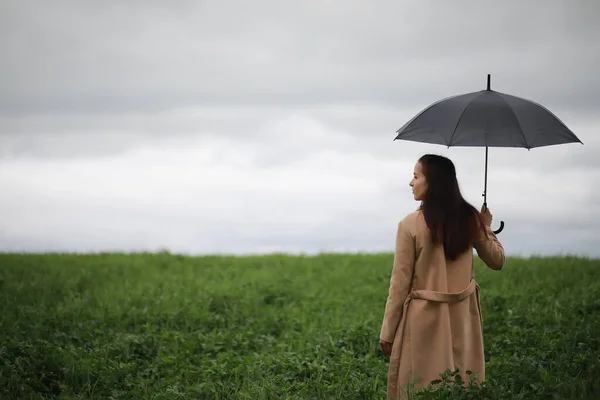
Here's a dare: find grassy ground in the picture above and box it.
[1,252,599,399]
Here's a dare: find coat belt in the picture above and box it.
[408,279,478,304]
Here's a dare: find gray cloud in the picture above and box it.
[2,106,593,191]
[1,0,599,115]
[0,106,280,160]
[1,0,599,257]
[1,128,597,256]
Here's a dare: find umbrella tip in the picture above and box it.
[487,74,491,90]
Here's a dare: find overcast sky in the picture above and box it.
[1,0,599,257]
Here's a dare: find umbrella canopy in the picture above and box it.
[394,74,583,234]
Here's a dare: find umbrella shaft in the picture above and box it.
[483,146,488,206]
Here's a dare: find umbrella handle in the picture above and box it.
[493,221,505,235]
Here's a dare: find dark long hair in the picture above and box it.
[418,154,483,260]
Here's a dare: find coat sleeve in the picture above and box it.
[473,222,505,270]
[380,219,415,343]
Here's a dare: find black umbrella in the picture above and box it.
[394,74,583,234]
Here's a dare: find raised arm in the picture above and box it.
[473,213,505,270]
[380,219,415,344]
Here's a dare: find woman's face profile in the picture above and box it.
[410,161,428,201]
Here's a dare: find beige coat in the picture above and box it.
[380,209,505,399]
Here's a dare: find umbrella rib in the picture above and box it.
[395,93,469,138]
[447,91,484,147]
[492,92,530,149]
[498,92,583,145]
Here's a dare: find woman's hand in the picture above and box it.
[480,205,493,227]
[380,339,393,357]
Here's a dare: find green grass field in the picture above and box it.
[1,252,599,399]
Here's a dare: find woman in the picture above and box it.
[379,154,505,399]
